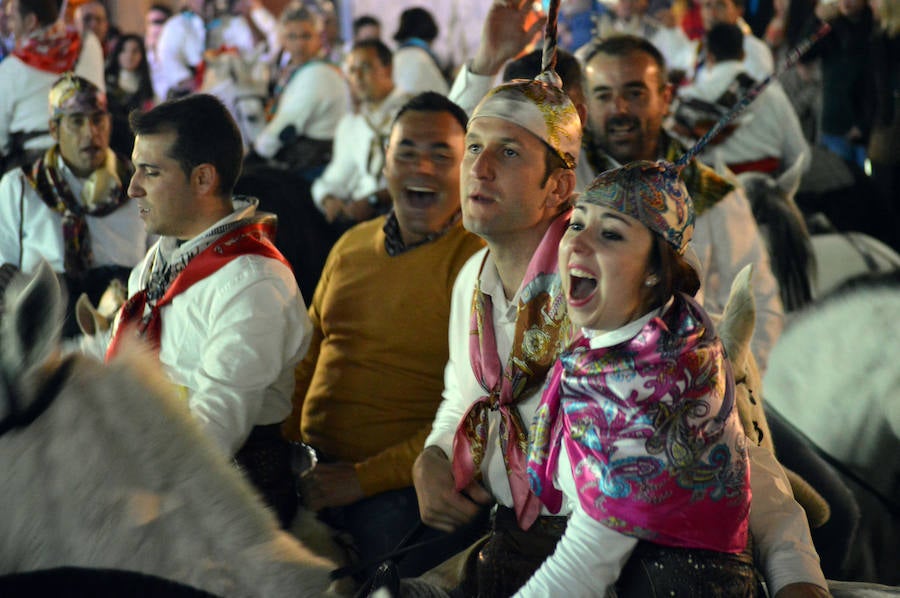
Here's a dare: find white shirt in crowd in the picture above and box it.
[678,60,810,173]
[79,199,312,458]
[0,153,146,273]
[0,30,105,159]
[311,86,411,210]
[154,10,206,101]
[392,44,449,96]
[252,61,350,159]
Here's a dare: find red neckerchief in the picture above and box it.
[105,220,290,361]
[12,24,82,74]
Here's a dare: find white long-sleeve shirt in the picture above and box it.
[154,11,206,101]
[0,155,146,273]
[392,45,449,96]
[310,86,411,208]
[253,61,350,159]
[0,30,105,159]
[678,61,810,173]
[426,245,825,596]
[80,199,312,457]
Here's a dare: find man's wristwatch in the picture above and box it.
[367,193,380,207]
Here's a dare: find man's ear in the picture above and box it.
[545,168,577,212]
[192,163,218,196]
[661,82,675,114]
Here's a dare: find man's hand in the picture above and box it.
[321,196,345,224]
[774,583,831,598]
[412,446,493,533]
[470,0,547,76]
[342,198,376,223]
[301,462,365,511]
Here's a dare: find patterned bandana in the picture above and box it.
[12,22,82,74]
[48,72,108,118]
[26,146,129,278]
[584,131,734,217]
[527,294,751,553]
[470,78,582,169]
[452,213,572,531]
[581,160,694,254]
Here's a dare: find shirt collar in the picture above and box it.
[382,209,461,257]
[585,297,675,349]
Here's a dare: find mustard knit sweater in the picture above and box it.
[285,216,484,496]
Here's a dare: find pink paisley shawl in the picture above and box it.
[527,294,750,553]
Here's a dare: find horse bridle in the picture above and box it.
[0,356,75,438]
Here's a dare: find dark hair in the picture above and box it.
[502,48,584,96]
[149,3,173,16]
[393,7,438,43]
[106,34,153,96]
[18,0,59,26]
[706,23,745,62]
[541,146,568,187]
[129,94,243,197]
[351,38,392,67]
[640,235,701,312]
[582,35,669,88]
[352,14,380,35]
[393,91,468,132]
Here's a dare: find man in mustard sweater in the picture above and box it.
[283,92,485,580]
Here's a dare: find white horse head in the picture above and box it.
[0,262,335,596]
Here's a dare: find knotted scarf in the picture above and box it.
[12,22,82,74]
[26,146,129,278]
[452,214,571,531]
[527,294,750,553]
[105,218,290,361]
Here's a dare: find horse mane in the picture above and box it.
[739,171,817,312]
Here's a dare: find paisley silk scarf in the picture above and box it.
[527,294,750,553]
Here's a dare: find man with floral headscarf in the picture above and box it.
[0,0,105,172]
[0,73,145,337]
[412,70,584,596]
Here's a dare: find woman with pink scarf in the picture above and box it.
[521,161,757,597]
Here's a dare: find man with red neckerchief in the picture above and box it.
[80,94,312,529]
[0,0,104,171]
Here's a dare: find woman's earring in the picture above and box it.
[645,274,659,287]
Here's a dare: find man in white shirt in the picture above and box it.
[312,39,410,227]
[0,0,105,171]
[80,94,311,528]
[154,0,206,101]
[251,6,349,181]
[695,0,775,82]
[674,23,810,175]
[0,74,145,337]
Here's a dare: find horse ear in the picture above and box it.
[776,152,807,202]
[0,260,65,377]
[718,264,756,372]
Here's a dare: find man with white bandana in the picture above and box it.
[0,73,145,337]
[79,93,311,529]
